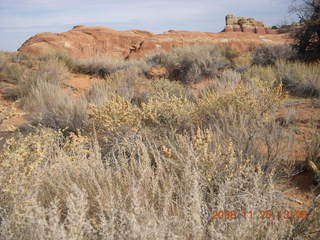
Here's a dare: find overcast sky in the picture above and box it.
[0,0,297,51]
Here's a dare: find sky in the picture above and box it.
[0,0,297,51]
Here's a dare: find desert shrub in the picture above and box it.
[252,44,297,66]
[276,60,320,98]
[23,82,88,132]
[1,45,319,240]
[197,70,242,99]
[231,53,253,72]
[0,58,87,131]
[85,80,112,106]
[195,78,285,124]
[0,61,27,84]
[193,79,290,173]
[74,57,148,78]
[221,46,240,66]
[104,67,143,100]
[37,51,76,71]
[35,57,69,85]
[141,93,194,131]
[0,52,39,85]
[149,78,187,97]
[88,95,142,135]
[73,57,125,77]
[147,45,231,84]
[5,57,70,100]
[131,78,193,106]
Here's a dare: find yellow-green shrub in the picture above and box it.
[88,95,142,134]
[0,129,88,196]
[141,93,194,129]
[194,78,285,124]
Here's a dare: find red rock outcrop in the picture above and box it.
[224,14,278,34]
[18,24,291,59]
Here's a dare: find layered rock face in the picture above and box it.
[224,14,278,34]
[18,24,289,59]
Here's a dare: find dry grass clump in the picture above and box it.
[275,60,320,98]
[147,45,231,84]
[243,65,277,83]
[243,61,320,98]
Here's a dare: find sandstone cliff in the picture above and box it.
[18,24,291,59]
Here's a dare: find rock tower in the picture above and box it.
[224,14,278,34]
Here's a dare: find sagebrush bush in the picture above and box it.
[4,57,69,100]
[23,82,88,132]
[74,57,148,79]
[147,45,231,84]
[85,80,112,106]
[0,62,26,84]
[252,44,297,66]
[104,67,142,100]
[214,69,242,90]
[37,51,76,71]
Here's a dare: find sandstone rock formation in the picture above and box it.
[224,14,278,34]
[18,24,290,59]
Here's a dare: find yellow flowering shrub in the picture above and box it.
[194,78,286,124]
[0,128,90,196]
[141,92,194,128]
[0,129,61,195]
[88,95,142,134]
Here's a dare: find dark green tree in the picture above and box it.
[291,0,320,61]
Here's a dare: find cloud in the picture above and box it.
[0,0,296,51]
